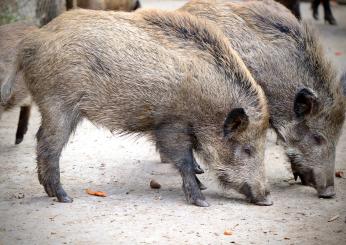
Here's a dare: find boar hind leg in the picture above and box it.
[155,124,209,207]
[15,106,31,144]
[36,107,80,203]
[156,142,171,163]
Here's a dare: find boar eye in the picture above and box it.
[243,145,252,156]
[313,134,325,145]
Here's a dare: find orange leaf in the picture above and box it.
[335,171,344,178]
[86,188,107,197]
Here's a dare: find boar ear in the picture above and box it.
[340,71,346,96]
[223,108,249,137]
[294,88,318,118]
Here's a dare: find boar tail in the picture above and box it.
[1,59,20,104]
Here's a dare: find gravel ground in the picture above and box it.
[0,1,346,244]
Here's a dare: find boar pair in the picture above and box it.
[180,0,346,198]
[0,22,37,144]
[1,9,272,206]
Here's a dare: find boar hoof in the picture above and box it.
[254,194,273,206]
[195,176,207,190]
[160,154,171,163]
[182,175,208,207]
[194,165,204,174]
[194,199,210,207]
[15,137,24,145]
[254,199,273,206]
[56,195,73,203]
[43,183,73,203]
[198,182,207,191]
[318,186,336,198]
[192,158,204,174]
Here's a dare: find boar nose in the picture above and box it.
[240,182,273,206]
[318,186,335,198]
[254,193,273,206]
[312,168,335,198]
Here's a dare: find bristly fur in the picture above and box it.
[180,0,345,196]
[229,1,344,115]
[299,23,345,113]
[74,0,140,11]
[138,9,268,128]
[0,22,36,144]
[4,8,270,204]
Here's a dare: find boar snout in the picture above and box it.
[314,168,335,198]
[239,182,273,206]
[293,166,335,198]
[318,186,335,198]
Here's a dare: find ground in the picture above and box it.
[1,1,346,244]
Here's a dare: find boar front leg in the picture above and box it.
[155,123,209,207]
[157,143,207,190]
[36,106,80,203]
[15,105,31,144]
[157,142,205,174]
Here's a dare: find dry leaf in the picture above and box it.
[86,188,107,197]
[335,171,344,178]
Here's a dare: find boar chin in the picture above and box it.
[288,150,335,198]
[217,174,273,206]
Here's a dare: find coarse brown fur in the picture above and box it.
[180,0,346,197]
[73,0,140,11]
[36,0,66,26]
[1,9,270,206]
[0,22,37,144]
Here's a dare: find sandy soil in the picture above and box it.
[0,1,346,244]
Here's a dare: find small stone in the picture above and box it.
[150,180,161,189]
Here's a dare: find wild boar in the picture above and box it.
[1,9,271,206]
[0,22,37,144]
[71,0,140,11]
[180,0,346,198]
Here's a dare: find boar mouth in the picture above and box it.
[293,171,315,187]
[291,166,336,198]
[239,183,273,206]
[286,151,313,186]
[317,186,335,198]
[290,159,316,187]
[218,174,273,205]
